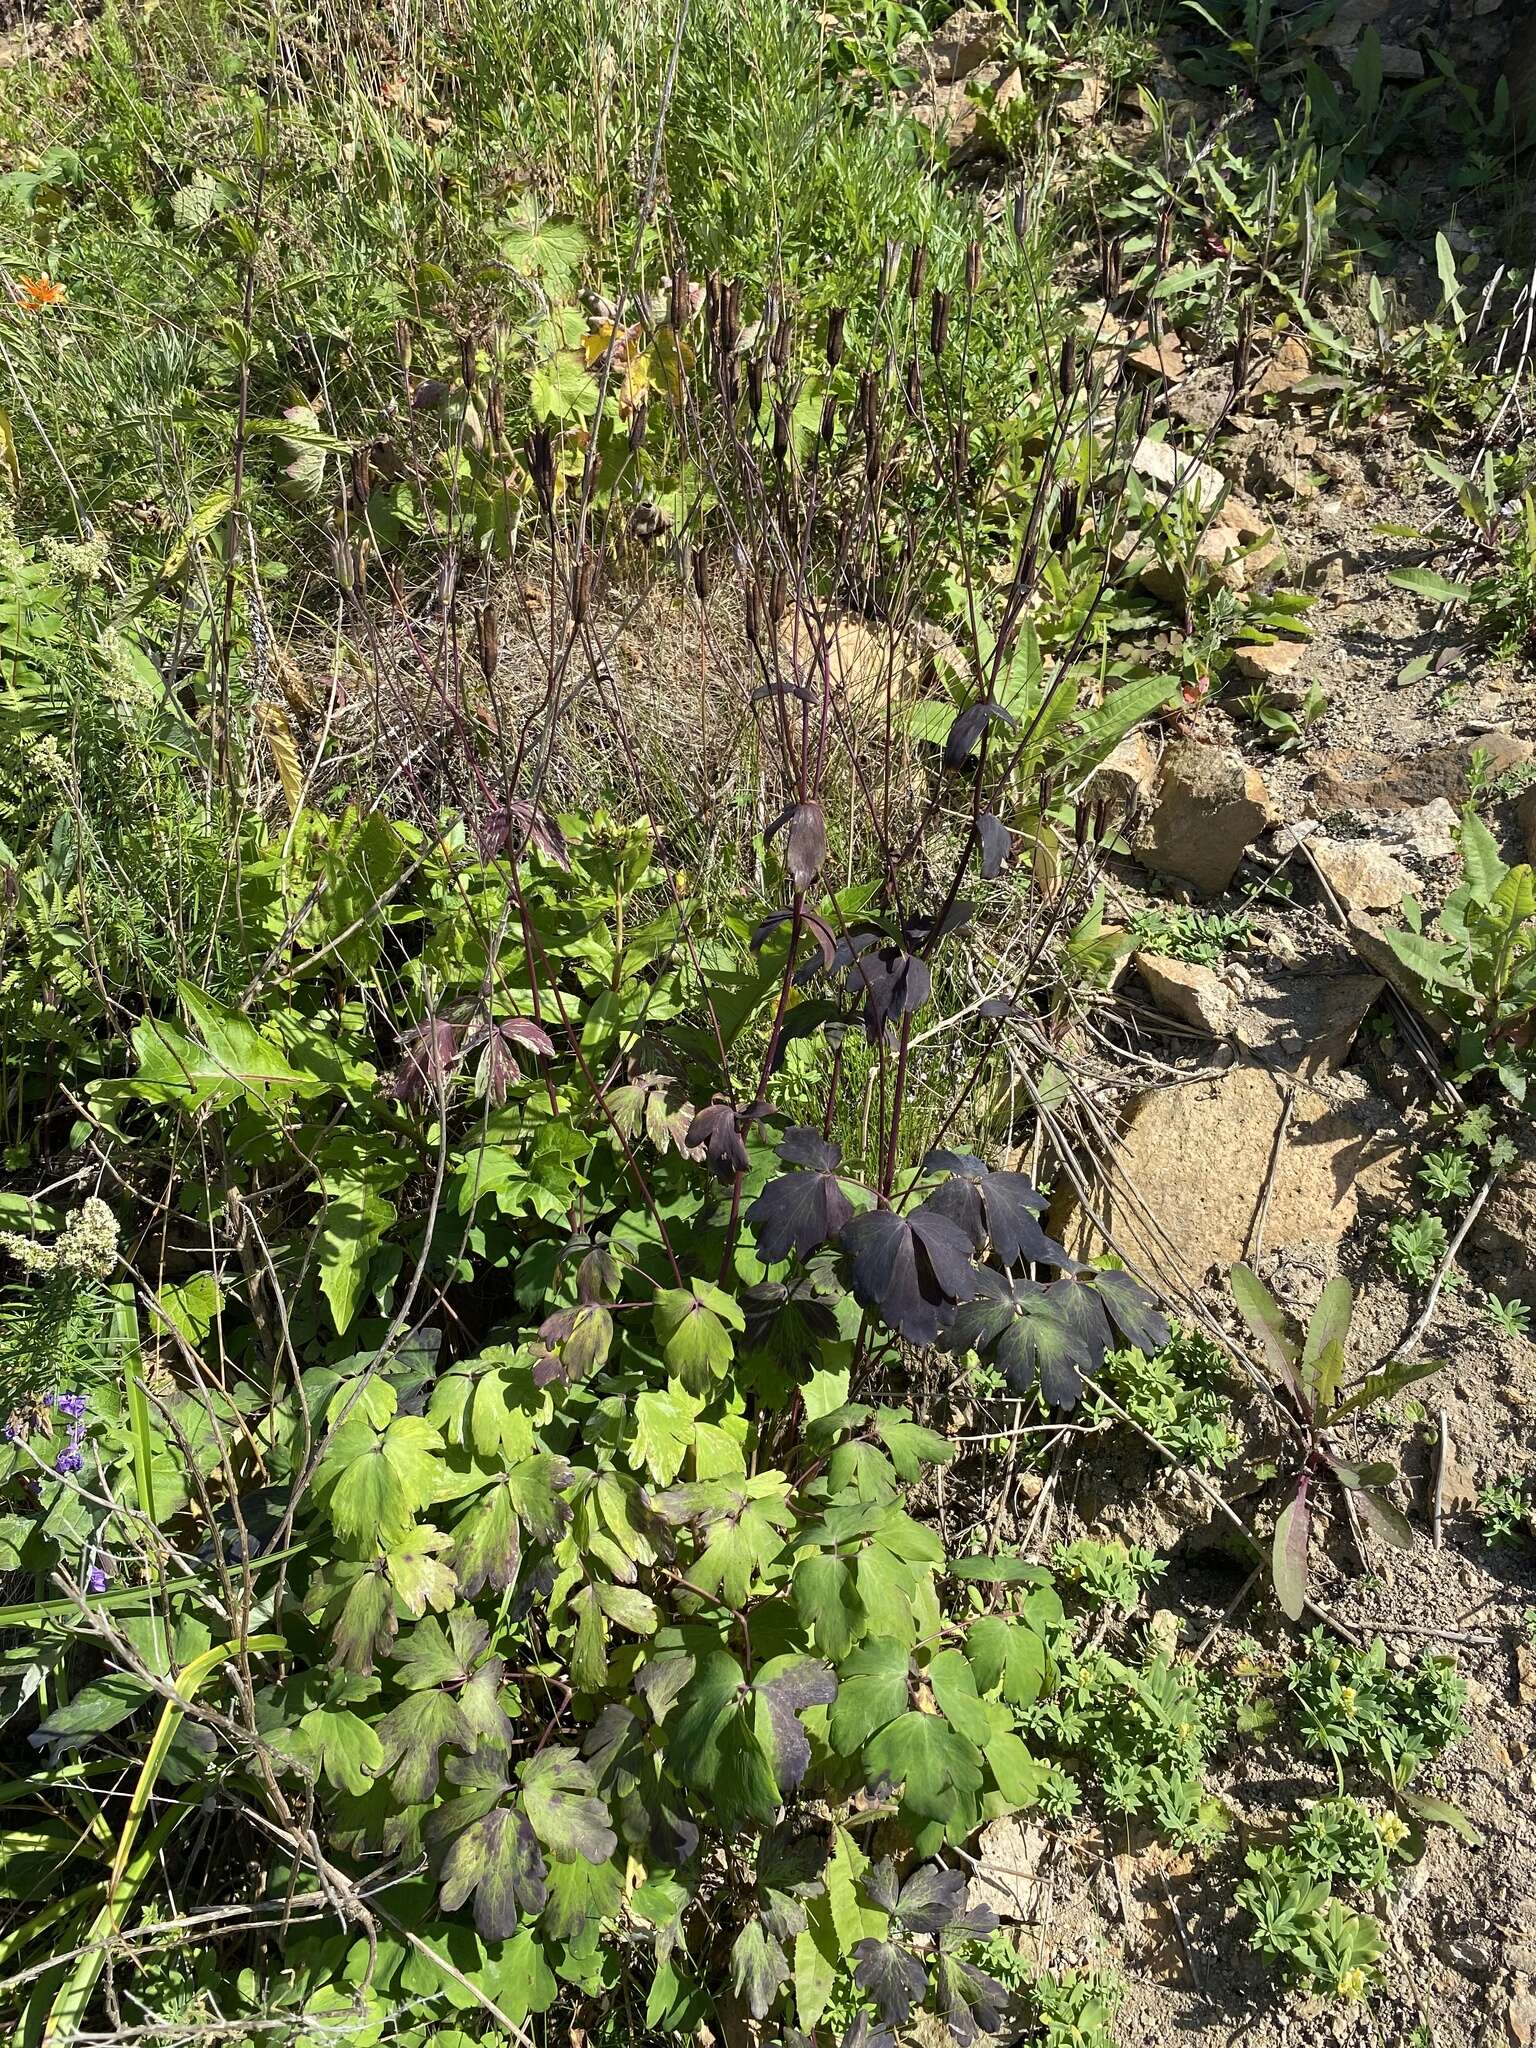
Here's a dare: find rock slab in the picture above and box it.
[1134,738,1273,897]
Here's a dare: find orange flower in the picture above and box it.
[16,275,65,312]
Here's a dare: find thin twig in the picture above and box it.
[1385,1170,1499,1363]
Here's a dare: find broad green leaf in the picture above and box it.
[924,1649,993,1746]
[317,1177,396,1335]
[1388,566,1473,606]
[629,1383,700,1486]
[653,1283,744,1393]
[793,1553,865,1661]
[520,1747,618,1863]
[1457,806,1505,905]
[280,1706,384,1795]
[863,1711,984,1823]
[827,1639,909,1755]
[377,1688,475,1802]
[323,1415,445,1548]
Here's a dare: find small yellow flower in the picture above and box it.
[1339,1683,1358,1716]
[16,274,66,312]
[1337,1966,1368,2001]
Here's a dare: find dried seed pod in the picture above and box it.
[747,353,766,415]
[394,319,412,375]
[965,238,983,298]
[1058,332,1077,402]
[1156,209,1172,268]
[459,333,477,390]
[819,390,837,444]
[907,244,927,303]
[1052,482,1080,551]
[858,368,878,444]
[1135,382,1154,436]
[763,287,780,342]
[704,270,721,342]
[720,279,743,353]
[1012,188,1030,243]
[524,426,555,512]
[485,380,505,448]
[880,238,901,303]
[669,261,690,333]
[744,582,762,648]
[772,399,791,461]
[768,567,788,622]
[350,444,372,504]
[352,540,368,595]
[929,288,950,357]
[904,354,921,414]
[693,549,712,603]
[1103,236,1123,300]
[771,314,792,372]
[825,306,847,369]
[571,555,594,626]
[475,603,500,682]
[628,397,649,454]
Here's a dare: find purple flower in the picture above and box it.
[86,1565,108,1595]
[55,1447,83,1475]
[51,1392,87,1420]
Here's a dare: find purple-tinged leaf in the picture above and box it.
[853,1940,927,2026]
[940,1271,1108,1409]
[1076,1267,1169,1352]
[384,1017,464,1104]
[978,995,1026,1020]
[943,698,1017,771]
[753,907,839,977]
[853,950,931,1043]
[767,800,828,892]
[1352,1486,1414,1552]
[903,900,973,951]
[893,1863,967,1934]
[502,1017,556,1057]
[732,1919,790,2020]
[753,1656,837,1794]
[778,1126,842,1171]
[746,1167,853,1266]
[920,1155,1060,1267]
[376,1688,475,1804]
[437,1804,548,1941]
[519,1746,618,1863]
[840,1203,978,1346]
[473,798,570,870]
[977,812,1010,880]
[686,1101,750,1179]
[1272,1489,1310,1622]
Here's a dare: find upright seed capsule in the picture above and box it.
[907,244,927,304]
[475,603,499,682]
[930,289,950,357]
[768,568,788,622]
[693,549,712,603]
[826,306,847,369]
[1058,332,1077,401]
[965,238,982,298]
[669,261,691,333]
[1012,188,1029,243]
[744,583,761,647]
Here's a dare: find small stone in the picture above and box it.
[966,1815,1048,1924]
[1131,433,1227,514]
[1134,737,1274,897]
[1056,69,1107,124]
[1088,730,1159,818]
[907,3,1006,80]
[1127,333,1187,383]
[1134,953,1238,1035]
[1379,42,1425,79]
[1310,837,1418,915]
[1231,639,1304,686]
[1379,798,1459,863]
[1509,1985,1536,2048]
[1249,333,1312,399]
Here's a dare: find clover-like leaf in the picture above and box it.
[840,1202,977,1346]
[746,1150,854,1266]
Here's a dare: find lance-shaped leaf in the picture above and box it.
[840,1203,978,1346]
[754,906,839,977]
[752,1655,837,1795]
[1351,1485,1414,1553]
[852,1939,927,2026]
[1272,1488,1311,1622]
[376,1687,475,1802]
[438,1802,548,1941]
[940,1270,1109,1409]
[519,1746,618,1864]
[920,1152,1063,1267]
[943,698,1016,771]
[766,799,828,892]
[1230,1261,1304,1404]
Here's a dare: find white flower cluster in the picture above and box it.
[0,1196,119,1281]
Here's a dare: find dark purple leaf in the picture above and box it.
[854,950,932,1043]
[977,812,1010,880]
[732,1920,790,2021]
[943,698,1016,771]
[894,1863,967,1934]
[502,1017,556,1057]
[934,1952,1010,2044]
[437,1805,548,1941]
[533,1304,613,1386]
[921,1154,1061,1268]
[853,1940,927,2026]
[840,1203,978,1346]
[778,1126,841,1171]
[1076,1267,1169,1352]
[473,799,570,870]
[840,2020,898,2048]
[746,1168,853,1266]
[903,901,973,952]
[753,907,837,977]
[940,1271,1109,1409]
[978,996,1026,1020]
[687,1101,750,1179]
